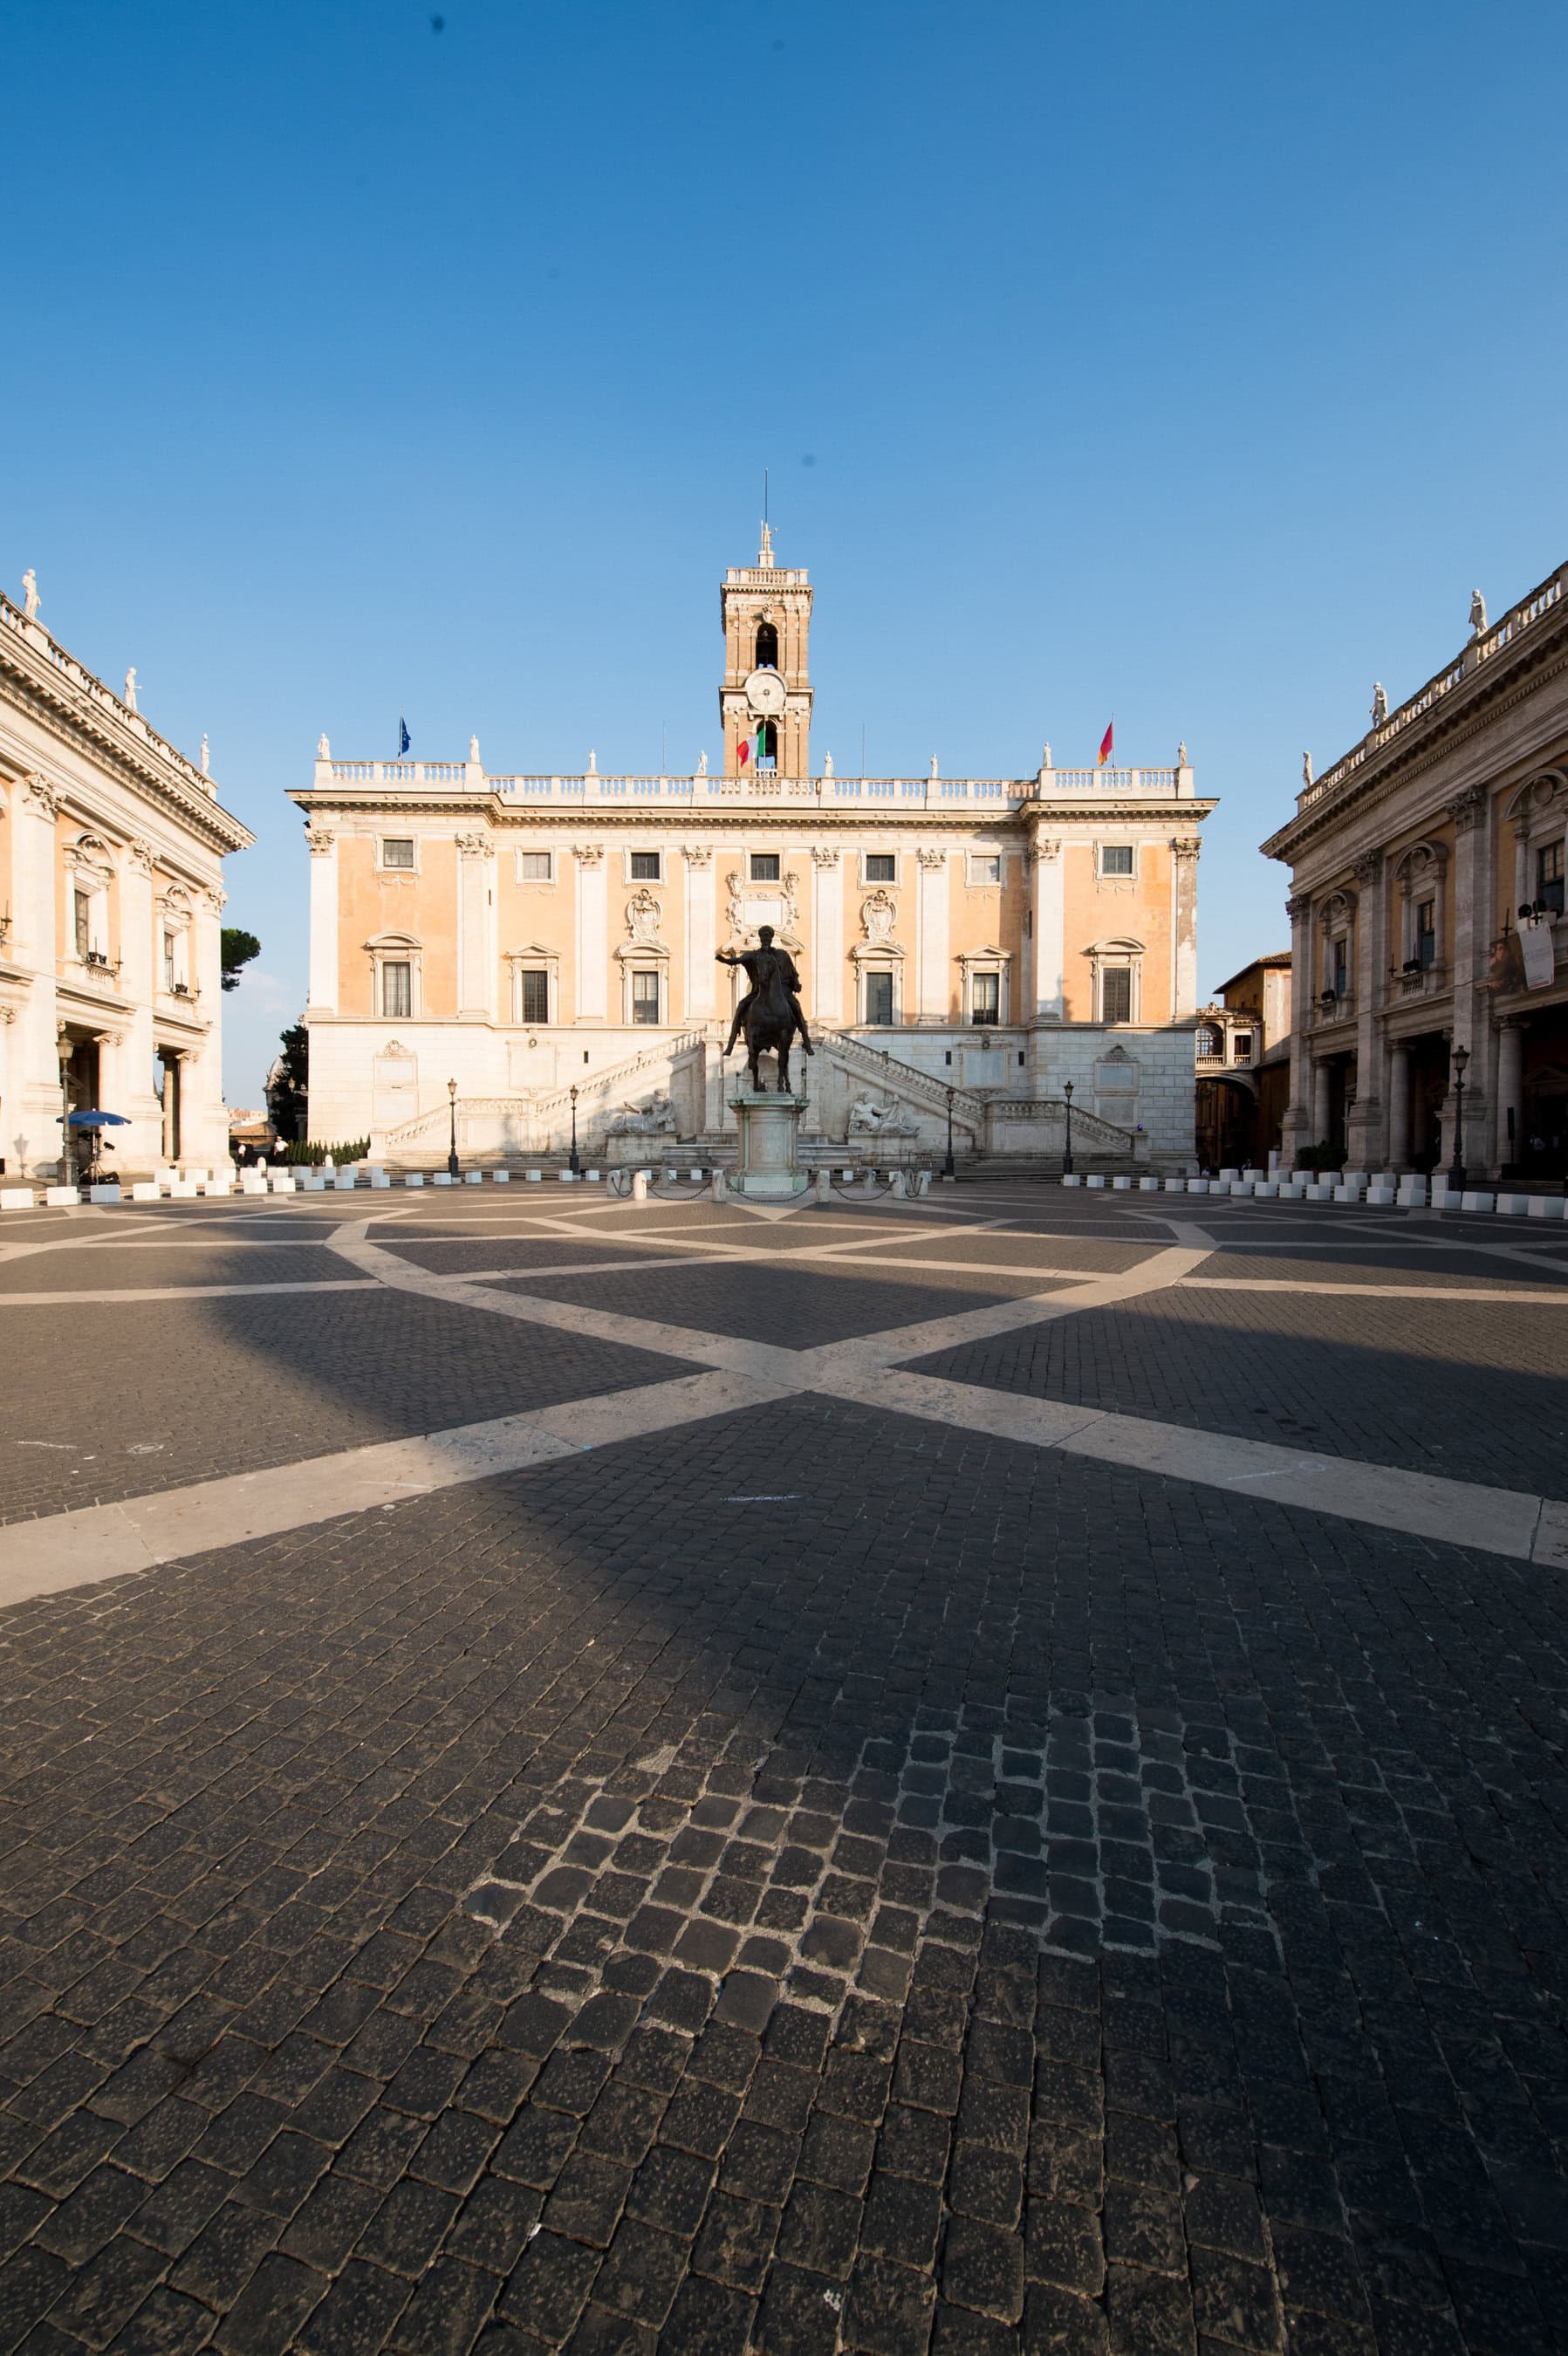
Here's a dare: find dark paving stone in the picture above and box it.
[0,1246,352,1296]
[495,1262,1010,1345]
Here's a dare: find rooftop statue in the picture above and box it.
[124,668,139,713]
[1469,589,1488,637]
[1370,682,1387,726]
[697,750,708,776]
[1302,750,1313,787]
[22,569,39,620]
[200,735,210,775]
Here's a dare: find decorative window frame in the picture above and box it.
[849,937,906,1026]
[157,881,193,992]
[1505,770,1568,919]
[965,852,1004,888]
[1095,841,1139,881]
[956,946,1013,1026]
[749,850,783,884]
[1087,935,1145,1024]
[365,930,423,1020]
[860,849,900,888]
[505,942,560,1024]
[377,835,420,874]
[67,833,115,962]
[1317,887,1357,998]
[1392,841,1448,966]
[624,955,668,1025]
[624,847,664,885]
[516,847,558,886]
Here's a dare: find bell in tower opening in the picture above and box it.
[755,620,778,670]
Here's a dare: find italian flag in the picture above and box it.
[736,731,756,769]
[1096,720,1114,767]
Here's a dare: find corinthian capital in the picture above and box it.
[305,825,336,856]
[454,832,491,858]
[916,847,948,871]
[1169,835,1203,864]
[573,842,606,868]
[811,846,841,870]
[23,775,59,820]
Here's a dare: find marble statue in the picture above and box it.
[469,734,481,764]
[1302,750,1313,787]
[697,750,708,776]
[124,668,139,713]
[1177,742,1188,767]
[1469,590,1488,636]
[849,1095,917,1138]
[609,1091,675,1138]
[200,735,210,775]
[1371,682,1387,726]
[22,569,38,620]
[823,752,833,777]
[587,749,597,775]
[317,733,331,758]
[1041,743,1051,769]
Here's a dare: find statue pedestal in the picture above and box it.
[729,1092,811,1199]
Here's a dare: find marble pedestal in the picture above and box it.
[729,1092,811,1199]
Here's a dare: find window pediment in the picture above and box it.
[365,930,422,950]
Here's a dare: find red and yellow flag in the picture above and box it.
[1096,721,1114,767]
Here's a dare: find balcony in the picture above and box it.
[1392,960,1449,1003]
[1308,990,1355,1030]
[63,954,121,997]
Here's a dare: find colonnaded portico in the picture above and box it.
[291,533,1215,1169]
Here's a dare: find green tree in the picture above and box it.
[266,1021,309,1141]
[221,928,261,991]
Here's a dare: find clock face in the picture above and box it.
[744,668,787,718]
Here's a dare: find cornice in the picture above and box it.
[1262,616,1568,866]
[288,788,1216,832]
[1,633,253,856]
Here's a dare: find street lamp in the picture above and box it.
[1062,1079,1075,1176]
[1448,1044,1469,1194]
[943,1084,955,1180]
[447,1077,459,1179]
[568,1083,582,1176]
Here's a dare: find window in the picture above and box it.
[1331,939,1348,997]
[74,890,91,960]
[1099,845,1134,877]
[518,851,553,882]
[757,721,777,770]
[518,969,550,1024]
[755,620,778,669]
[970,973,1000,1025]
[162,931,176,991]
[629,851,661,881]
[750,853,780,881]
[381,838,415,870]
[381,961,412,1019]
[1102,968,1133,1024]
[1538,842,1565,914]
[1232,1033,1254,1062]
[631,970,661,1024]
[1416,900,1436,966]
[866,972,894,1025]
[866,853,896,883]
[1195,1024,1220,1058]
[969,854,1002,886]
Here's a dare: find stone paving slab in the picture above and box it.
[0,1397,1563,2354]
[491,1264,1037,1349]
[0,1296,697,1528]
[0,1247,351,1296]
[380,1240,708,1277]
[1191,1247,1568,1290]
[907,1285,1568,1496]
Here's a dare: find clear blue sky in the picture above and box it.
[9,0,1565,1102]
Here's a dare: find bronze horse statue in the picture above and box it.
[717,927,813,1093]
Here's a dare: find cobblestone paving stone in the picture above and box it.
[0,1298,695,1527]
[1,1190,1565,2354]
[0,1248,353,1297]
[907,1287,1568,1496]
[1185,1248,1568,1291]
[492,1266,1024,1348]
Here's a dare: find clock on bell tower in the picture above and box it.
[719,524,814,777]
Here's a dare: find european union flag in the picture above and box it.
[398,716,411,756]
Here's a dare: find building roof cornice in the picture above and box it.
[1262,562,1568,866]
[287,786,1216,832]
[0,593,254,854]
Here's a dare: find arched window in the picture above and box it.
[1195,1024,1221,1058]
[755,620,778,670]
[757,719,778,769]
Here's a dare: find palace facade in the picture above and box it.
[291,536,1215,1166]
[0,586,252,1178]
[1263,561,1568,1182]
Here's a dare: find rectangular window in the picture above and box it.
[519,969,549,1024]
[381,961,412,1019]
[1233,1033,1254,1062]
[1102,967,1132,1023]
[629,851,661,881]
[1538,841,1565,914]
[1332,939,1348,996]
[162,932,176,991]
[865,853,896,883]
[750,853,780,882]
[865,971,894,1025]
[970,973,1000,1024]
[1100,845,1134,877]
[632,970,661,1024]
[381,838,415,870]
[74,889,91,960]
[1416,900,1436,966]
[969,854,1002,886]
[518,851,553,882]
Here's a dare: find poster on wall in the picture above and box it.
[1520,921,1557,990]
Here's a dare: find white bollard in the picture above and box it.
[1332,1183,1361,1203]
[45,1186,80,1207]
[170,1178,202,1199]
[526,1171,544,1182]
[632,1170,649,1202]
[88,1184,122,1204]
[1527,1196,1566,1219]
[711,1168,728,1202]
[1062,1174,1082,1188]
[890,1171,906,1198]
[1461,1191,1495,1214]
[370,1171,392,1188]
[816,1168,831,1202]
[433,1173,454,1187]
[1366,1187,1397,1206]
[464,1170,484,1185]
[132,1181,163,1202]
[270,1170,298,1192]
[1113,1175,1133,1191]
[1496,1195,1529,1217]
[1,1187,38,1211]
[1139,1176,1161,1191]
[1253,1181,1279,1199]
[1086,1175,1106,1189]
[491,1169,510,1184]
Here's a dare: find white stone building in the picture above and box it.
[0,585,253,1177]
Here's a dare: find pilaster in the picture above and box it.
[455,833,493,1018]
[1030,834,1064,1020]
[1281,892,1312,1161]
[684,846,715,1020]
[1170,837,1202,1019]
[915,849,949,1021]
[811,847,843,1023]
[305,825,339,1016]
[573,844,607,1021]
[1347,850,1386,1167]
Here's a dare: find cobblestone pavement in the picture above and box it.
[0,1185,1565,2354]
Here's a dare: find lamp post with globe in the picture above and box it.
[568,1084,582,1177]
[1062,1079,1075,1177]
[447,1078,459,1180]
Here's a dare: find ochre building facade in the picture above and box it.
[291,538,1215,1166]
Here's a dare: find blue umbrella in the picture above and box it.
[58,1110,131,1127]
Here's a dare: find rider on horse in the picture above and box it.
[717,926,813,1062]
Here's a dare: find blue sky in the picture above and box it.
[8,0,1566,1101]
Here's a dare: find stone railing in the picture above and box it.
[1296,565,1566,815]
[0,592,220,801]
[816,1029,987,1127]
[307,764,1188,811]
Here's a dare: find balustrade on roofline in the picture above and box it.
[318,763,1186,805]
[1296,566,1566,816]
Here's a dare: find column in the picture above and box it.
[684,846,715,1021]
[1281,892,1312,1162]
[1447,784,1493,1118]
[455,835,492,1017]
[120,842,160,1146]
[1495,1018,1523,1170]
[305,825,339,1015]
[574,844,607,1020]
[1311,1058,1332,1145]
[1031,835,1064,1018]
[1170,837,1202,1018]
[189,889,229,1161]
[15,779,61,1172]
[1387,1039,1411,1168]
[915,848,948,1021]
[811,847,842,1024]
[1348,853,1384,1167]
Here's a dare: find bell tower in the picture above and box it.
[719,525,814,777]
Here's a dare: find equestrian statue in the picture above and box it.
[717,927,814,1093]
